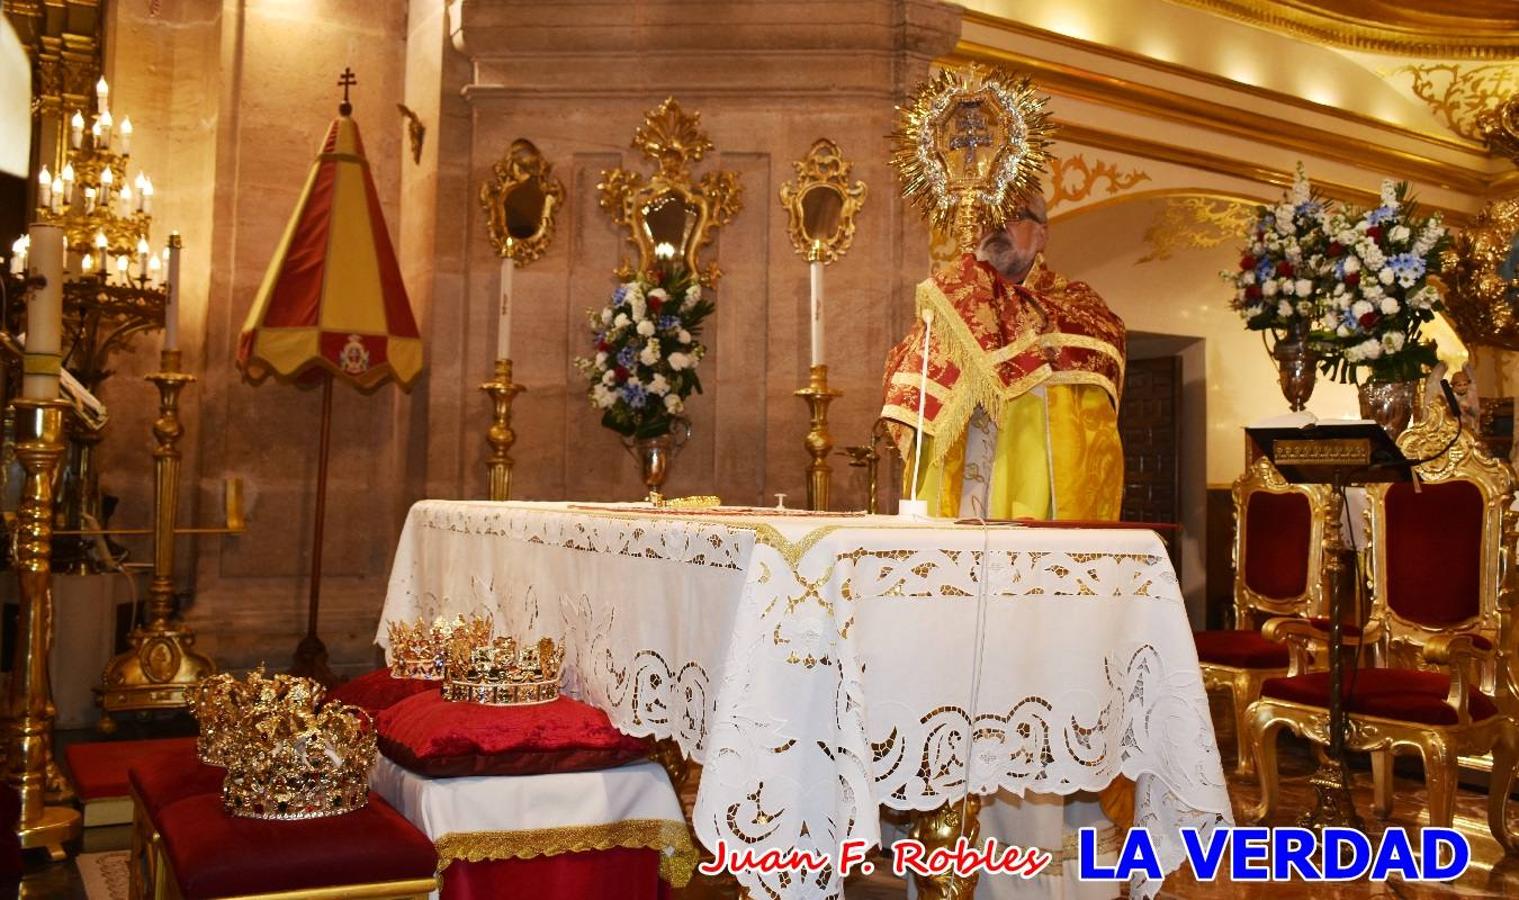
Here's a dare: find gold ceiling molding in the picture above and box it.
[959,10,1481,155]
[949,44,1498,199]
[1163,0,1519,61]
[1137,194,1258,263]
[1047,154,1150,210]
[1385,64,1519,144]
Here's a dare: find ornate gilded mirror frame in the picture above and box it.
[779,139,867,265]
[598,98,742,286]
[479,138,565,265]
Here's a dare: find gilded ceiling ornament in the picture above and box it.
[779,139,867,265]
[1441,197,1519,350]
[478,139,565,266]
[1046,154,1150,211]
[1138,195,1256,264]
[1385,63,1519,143]
[1165,0,1519,60]
[890,64,1055,253]
[597,98,742,286]
[1478,93,1519,164]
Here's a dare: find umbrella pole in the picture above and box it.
[292,376,338,685]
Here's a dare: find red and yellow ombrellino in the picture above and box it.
[237,113,422,390]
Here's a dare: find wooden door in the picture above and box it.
[1119,356,1182,569]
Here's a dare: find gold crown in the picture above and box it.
[386,613,494,680]
[222,699,377,820]
[443,634,564,706]
[890,63,1054,253]
[189,668,325,767]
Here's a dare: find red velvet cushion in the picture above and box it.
[1193,629,1289,668]
[1385,480,1484,626]
[442,848,671,900]
[327,668,437,715]
[127,740,225,825]
[377,692,651,777]
[158,792,436,898]
[1262,668,1499,725]
[67,736,205,802]
[1243,490,1312,600]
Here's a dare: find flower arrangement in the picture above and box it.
[1227,165,1330,333]
[1311,180,1447,384]
[575,263,713,439]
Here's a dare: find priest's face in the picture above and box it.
[976,193,1048,283]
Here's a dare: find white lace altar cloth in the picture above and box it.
[378,501,1232,899]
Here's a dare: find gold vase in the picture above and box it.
[1271,321,1318,412]
[624,417,691,499]
[1358,380,1419,440]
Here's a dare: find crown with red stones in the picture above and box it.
[443,634,564,706]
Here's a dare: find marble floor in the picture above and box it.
[21,695,1519,899]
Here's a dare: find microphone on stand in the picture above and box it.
[1440,378,1464,425]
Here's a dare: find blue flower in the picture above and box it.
[616,346,636,369]
[658,315,679,331]
[1294,201,1321,218]
[1387,252,1425,279]
[1255,259,1274,282]
[622,383,648,409]
[612,285,631,307]
[1366,206,1397,226]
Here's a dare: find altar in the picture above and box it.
[378,500,1233,899]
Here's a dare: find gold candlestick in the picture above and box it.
[98,350,217,725]
[4,397,82,860]
[480,357,525,501]
[794,364,842,512]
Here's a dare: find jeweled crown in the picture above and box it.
[443,634,564,706]
[221,697,376,820]
[387,613,494,680]
[189,668,325,766]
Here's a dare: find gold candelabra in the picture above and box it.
[844,418,893,514]
[98,349,217,725]
[3,398,82,859]
[794,365,842,512]
[481,358,525,501]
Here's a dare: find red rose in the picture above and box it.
[1358,312,1380,329]
[1345,273,1360,288]
[1245,285,1262,300]
[1276,261,1294,277]
[648,295,663,313]
[613,366,628,380]
[598,340,611,353]
[1367,226,1383,241]
[1328,242,1344,256]
[1239,255,1256,271]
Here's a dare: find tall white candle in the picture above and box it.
[496,242,514,361]
[23,224,64,400]
[909,308,934,503]
[809,241,824,367]
[164,232,181,350]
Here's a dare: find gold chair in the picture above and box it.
[1195,454,1333,775]
[1245,397,1519,847]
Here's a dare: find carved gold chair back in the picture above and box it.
[1232,454,1334,627]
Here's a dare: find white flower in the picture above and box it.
[684,285,702,304]
[592,385,616,409]
[1343,256,1360,275]
[1336,324,1352,337]
[639,340,659,366]
[677,328,692,344]
[626,374,642,390]
[647,288,669,303]
[1361,282,1384,299]
[1277,300,1293,317]
[1389,225,1411,244]
[630,295,647,320]
[601,369,616,386]
[1378,267,1395,285]
[1296,301,1313,316]
[601,308,613,325]
[1241,271,1256,286]
[1379,297,1400,315]
[1263,279,1280,297]
[1379,179,1398,208]
[648,373,670,396]
[668,352,691,371]
[637,319,656,337]
[1351,300,1374,319]
[595,352,608,367]
[664,394,683,413]
[1360,338,1383,360]
[1382,332,1406,353]
[614,312,630,328]
[1293,278,1312,297]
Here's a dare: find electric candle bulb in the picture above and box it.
[141,177,154,214]
[99,167,113,201]
[95,231,108,251]
[98,110,113,150]
[148,253,161,286]
[136,236,150,276]
[49,176,63,214]
[83,186,96,214]
[37,167,51,209]
[119,116,133,155]
[118,184,133,216]
[81,252,94,274]
[70,111,84,149]
[115,254,128,284]
[9,236,26,276]
[96,76,109,105]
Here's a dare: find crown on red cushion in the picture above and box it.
[189,668,325,767]
[386,613,493,680]
[443,634,564,706]
[221,697,376,820]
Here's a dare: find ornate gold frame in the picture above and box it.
[1199,455,1332,775]
[598,98,742,286]
[1443,195,1519,350]
[779,139,866,265]
[1244,397,1519,847]
[479,138,566,266]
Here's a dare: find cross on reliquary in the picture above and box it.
[338,68,357,100]
[949,102,993,175]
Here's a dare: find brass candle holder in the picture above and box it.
[794,365,842,512]
[98,349,217,724]
[4,397,83,860]
[481,357,525,501]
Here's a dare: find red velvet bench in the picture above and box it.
[126,737,225,900]
[152,792,437,899]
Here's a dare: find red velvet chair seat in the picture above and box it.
[128,740,225,824]
[1193,630,1289,669]
[158,792,436,898]
[1262,669,1499,726]
[327,668,438,715]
